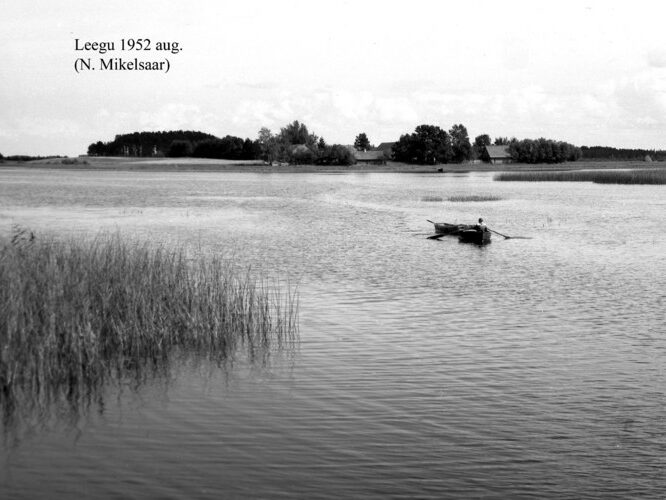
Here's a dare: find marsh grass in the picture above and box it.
[494,169,666,184]
[0,229,298,421]
[447,195,503,202]
[420,194,502,203]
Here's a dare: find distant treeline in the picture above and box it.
[580,146,666,161]
[82,126,664,166]
[87,123,356,165]
[87,130,221,157]
[0,154,64,162]
[169,136,260,160]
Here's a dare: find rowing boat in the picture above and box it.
[432,222,473,235]
[458,229,492,245]
[428,220,492,244]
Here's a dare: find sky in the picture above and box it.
[1,0,666,156]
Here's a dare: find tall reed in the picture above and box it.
[494,169,666,184]
[0,230,298,413]
[447,195,503,202]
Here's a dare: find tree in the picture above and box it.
[291,144,315,164]
[86,130,218,157]
[257,127,279,163]
[242,138,260,160]
[87,141,108,156]
[190,135,248,160]
[393,124,452,164]
[473,134,491,161]
[316,144,356,166]
[167,140,192,157]
[353,133,371,151]
[279,120,318,147]
[257,121,325,164]
[449,124,472,163]
[495,136,517,146]
[508,138,581,163]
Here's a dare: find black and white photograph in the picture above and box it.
[1,1,665,498]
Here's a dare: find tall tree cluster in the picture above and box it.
[353,133,372,151]
[256,121,355,166]
[87,130,218,157]
[508,138,581,163]
[189,136,259,160]
[88,130,262,161]
[393,124,473,164]
[473,134,491,161]
[471,134,581,164]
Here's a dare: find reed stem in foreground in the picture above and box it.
[0,231,298,410]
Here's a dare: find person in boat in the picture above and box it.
[475,218,487,232]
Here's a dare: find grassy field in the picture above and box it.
[0,228,298,413]
[2,156,662,174]
[494,168,666,184]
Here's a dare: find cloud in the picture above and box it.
[224,84,605,145]
[647,50,666,68]
[14,117,82,137]
[89,104,220,139]
[613,69,666,127]
[227,88,420,143]
[0,116,83,155]
[138,103,218,132]
[11,72,666,155]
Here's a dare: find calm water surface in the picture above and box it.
[1,168,665,498]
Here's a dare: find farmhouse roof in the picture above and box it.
[376,142,396,151]
[485,145,511,159]
[290,144,312,153]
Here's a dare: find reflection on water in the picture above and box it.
[1,348,294,453]
[1,168,665,498]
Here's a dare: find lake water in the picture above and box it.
[1,168,665,498]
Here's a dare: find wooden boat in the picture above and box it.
[428,220,492,244]
[432,222,473,235]
[458,229,491,245]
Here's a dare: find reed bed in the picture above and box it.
[0,229,298,414]
[494,169,666,184]
[421,194,502,203]
[447,195,503,202]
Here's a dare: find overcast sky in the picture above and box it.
[2,0,666,156]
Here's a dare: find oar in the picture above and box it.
[426,220,447,239]
[488,228,511,239]
[488,228,532,240]
[426,219,441,239]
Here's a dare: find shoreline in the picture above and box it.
[0,157,662,174]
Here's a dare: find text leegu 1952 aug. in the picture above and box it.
[73,38,182,73]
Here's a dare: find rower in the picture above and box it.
[476,218,487,232]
